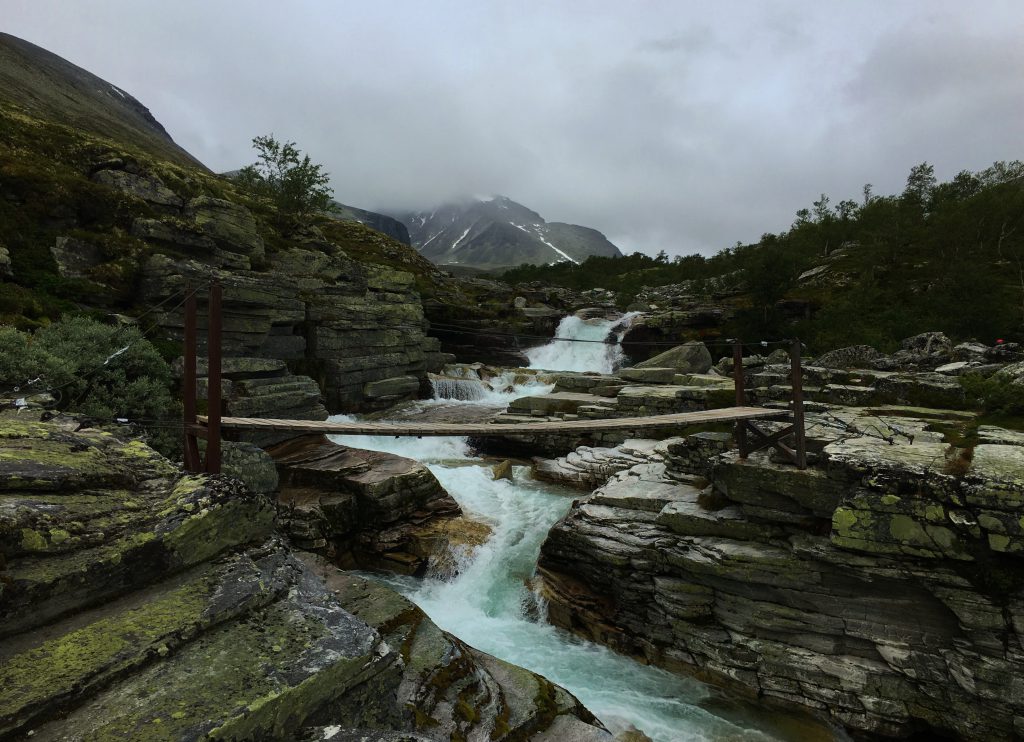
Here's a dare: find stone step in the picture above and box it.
[15,545,393,742]
[233,375,321,395]
[227,389,326,416]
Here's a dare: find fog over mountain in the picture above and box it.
[6,1,1022,256]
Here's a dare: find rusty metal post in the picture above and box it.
[183,285,201,473]
[733,340,748,458]
[790,338,807,469]
[205,280,222,474]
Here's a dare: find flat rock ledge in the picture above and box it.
[0,410,608,741]
[268,434,476,574]
[537,409,1024,740]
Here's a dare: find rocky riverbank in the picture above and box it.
[0,409,612,741]
[535,405,1024,739]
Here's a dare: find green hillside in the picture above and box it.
[503,162,1024,351]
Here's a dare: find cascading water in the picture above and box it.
[527,311,641,374]
[429,367,555,405]
[329,402,820,740]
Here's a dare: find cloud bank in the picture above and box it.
[6,0,1024,255]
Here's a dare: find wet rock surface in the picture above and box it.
[0,410,608,741]
[536,407,1024,740]
[269,434,463,573]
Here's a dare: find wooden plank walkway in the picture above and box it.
[198,406,786,437]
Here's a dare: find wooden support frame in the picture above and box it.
[732,337,808,469]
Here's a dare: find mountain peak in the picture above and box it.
[0,32,204,169]
[393,197,620,270]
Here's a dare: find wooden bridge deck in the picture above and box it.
[198,406,786,437]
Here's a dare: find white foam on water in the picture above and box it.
[328,399,798,741]
[526,312,641,374]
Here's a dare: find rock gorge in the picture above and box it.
[4,28,1024,742]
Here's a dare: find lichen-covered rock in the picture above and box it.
[536,412,1024,740]
[0,411,607,741]
[221,440,279,494]
[50,236,104,280]
[91,167,184,208]
[814,345,883,369]
[187,195,265,260]
[634,341,712,374]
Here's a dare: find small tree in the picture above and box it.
[235,134,333,219]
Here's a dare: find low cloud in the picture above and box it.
[6,0,1023,256]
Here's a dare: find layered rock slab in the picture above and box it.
[301,554,612,742]
[537,420,1024,740]
[0,410,608,741]
[269,434,464,573]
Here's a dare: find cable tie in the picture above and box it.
[103,345,131,365]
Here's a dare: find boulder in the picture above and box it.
[935,361,970,375]
[91,168,184,208]
[0,243,12,279]
[814,345,883,369]
[901,331,953,355]
[492,459,513,481]
[953,342,990,362]
[995,361,1024,386]
[187,196,266,260]
[635,341,712,374]
[50,236,103,280]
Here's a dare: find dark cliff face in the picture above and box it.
[394,196,623,270]
[0,32,205,169]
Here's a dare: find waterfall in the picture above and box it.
[526,311,641,374]
[428,366,555,405]
[429,376,488,401]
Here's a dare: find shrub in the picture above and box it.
[0,317,180,455]
[960,373,1024,416]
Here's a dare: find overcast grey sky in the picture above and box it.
[5,1,1024,255]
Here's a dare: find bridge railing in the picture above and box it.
[181,280,807,473]
[732,338,807,469]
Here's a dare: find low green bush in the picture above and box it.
[960,372,1024,416]
[0,316,179,455]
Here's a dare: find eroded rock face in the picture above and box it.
[268,434,464,573]
[301,554,612,742]
[537,412,1024,740]
[0,410,607,741]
